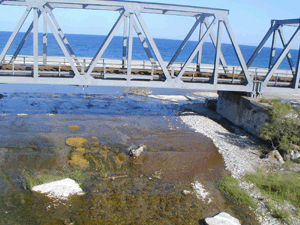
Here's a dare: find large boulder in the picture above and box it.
[267,150,285,164]
[200,212,241,225]
[291,150,300,161]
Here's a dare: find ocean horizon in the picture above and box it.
[0,31,298,70]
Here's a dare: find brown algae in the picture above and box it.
[65,137,88,148]
[68,125,82,132]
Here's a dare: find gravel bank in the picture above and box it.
[180,111,265,179]
[180,111,283,225]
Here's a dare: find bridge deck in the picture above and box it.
[0,56,294,89]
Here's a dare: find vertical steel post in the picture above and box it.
[278,26,296,73]
[41,8,80,77]
[204,18,228,73]
[176,16,218,80]
[197,18,204,72]
[213,20,223,85]
[0,6,32,64]
[269,29,277,69]
[135,12,171,81]
[246,25,276,68]
[292,44,300,89]
[10,11,41,64]
[223,17,252,85]
[43,14,48,65]
[263,26,300,85]
[132,19,156,64]
[167,16,203,68]
[33,8,39,79]
[127,14,133,79]
[86,11,125,76]
[46,7,81,66]
[122,16,128,69]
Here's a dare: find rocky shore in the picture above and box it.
[179,111,285,225]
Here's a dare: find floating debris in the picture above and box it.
[192,181,212,203]
[183,181,212,204]
[127,144,146,157]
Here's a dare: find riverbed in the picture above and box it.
[0,90,257,224]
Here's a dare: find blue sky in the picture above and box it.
[0,0,299,48]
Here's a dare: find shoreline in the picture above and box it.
[179,110,284,225]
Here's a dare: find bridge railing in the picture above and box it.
[1,55,294,81]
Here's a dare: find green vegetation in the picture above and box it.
[23,170,69,190]
[220,176,257,209]
[266,202,291,222]
[259,97,269,103]
[260,99,300,152]
[22,167,87,190]
[69,166,87,185]
[245,170,300,223]
[245,171,300,207]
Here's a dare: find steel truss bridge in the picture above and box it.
[0,0,299,96]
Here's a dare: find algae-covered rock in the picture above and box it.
[66,137,88,148]
[69,152,89,169]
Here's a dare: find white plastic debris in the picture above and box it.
[32,178,84,200]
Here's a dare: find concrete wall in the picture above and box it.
[217,91,269,137]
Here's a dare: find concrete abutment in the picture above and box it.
[216,91,269,137]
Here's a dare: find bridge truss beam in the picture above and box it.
[246,18,300,95]
[1,0,298,95]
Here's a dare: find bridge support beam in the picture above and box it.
[43,14,47,65]
[33,8,39,79]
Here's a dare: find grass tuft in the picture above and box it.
[245,171,300,208]
[23,170,68,190]
[23,167,88,190]
[220,176,257,209]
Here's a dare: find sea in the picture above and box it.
[0,31,298,94]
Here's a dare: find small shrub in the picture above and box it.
[220,176,257,209]
[260,99,300,152]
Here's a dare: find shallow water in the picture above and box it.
[0,92,257,224]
